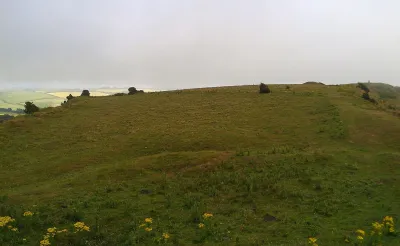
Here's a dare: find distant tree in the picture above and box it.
[81,90,90,96]
[285,85,290,90]
[128,87,138,95]
[66,94,75,101]
[138,90,144,93]
[259,83,271,94]
[23,101,39,114]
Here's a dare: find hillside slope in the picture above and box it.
[0,84,399,245]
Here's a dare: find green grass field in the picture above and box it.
[0,83,399,245]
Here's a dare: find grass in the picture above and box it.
[0,84,399,245]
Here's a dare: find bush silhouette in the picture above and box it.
[128,87,137,95]
[113,93,126,96]
[361,92,370,100]
[24,102,39,114]
[66,94,75,101]
[81,90,90,96]
[357,83,370,93]
[259,83,271,94]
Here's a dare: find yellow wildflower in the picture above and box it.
[47,227,57,233]
[356,229,365,236]
[389,227,395,233]
[23,211,34,217]
[7,225,12,229]
[145,218,153,223]
[145,227,152,232]
[308,237,317,243]
[162,232,170,239]
[357,236,364,241]
[372,222,384,231]
[345,238,350,243]
[139,223,146,228]
[202,213,213,219]
[0,216,15,227]
[74,221,90,232]
[383,216,394,225]
[39,239,51,246]
[198,223,205,228]
[11,227,18,232]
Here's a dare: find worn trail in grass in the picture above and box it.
[0,84,399,245]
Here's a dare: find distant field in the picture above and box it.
[48,91,111,98]
[0,112,19,116]
[0,90,119,109]
[0,99,22,110]
[94,88,127,93]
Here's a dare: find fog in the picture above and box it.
[1,0,400,89]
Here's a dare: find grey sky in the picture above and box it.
[1,0,399,89]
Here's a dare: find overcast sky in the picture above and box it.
[1,0,399,89]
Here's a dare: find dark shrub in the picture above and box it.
[361,92,370,100]
[66,94,75,101]
[138,90,144,93]
[357,83,370,93]
[303,81,325,85]
[259,83,271,94]
[361,92,378,104]
[24,101,39,114]
[128,87,137,95]
[285,85,290,90]
[113,93,126,96]
[81,90,90,96]
[369,98,378,104]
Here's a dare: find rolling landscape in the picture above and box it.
[0,82,399,245]
[0,88,134,112]
[2,1,400,245]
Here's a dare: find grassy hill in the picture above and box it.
[0,84,399,245]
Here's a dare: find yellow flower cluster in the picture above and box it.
[39,239,51,246]
[0,216,15,227]
[371,216,396,235]
[198,223,205,229]
[308,237,318,246]
[40,226,69,245]
[139,217,152,232]
[356,229,365,240]
[162,232,170,239]
[74,221,90,232]
[383,216,395,233]
[202,213,213,219]
[23,211,34,217]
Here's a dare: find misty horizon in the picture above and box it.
[1,0,400,88]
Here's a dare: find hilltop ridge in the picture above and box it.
[0,83,399,245]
